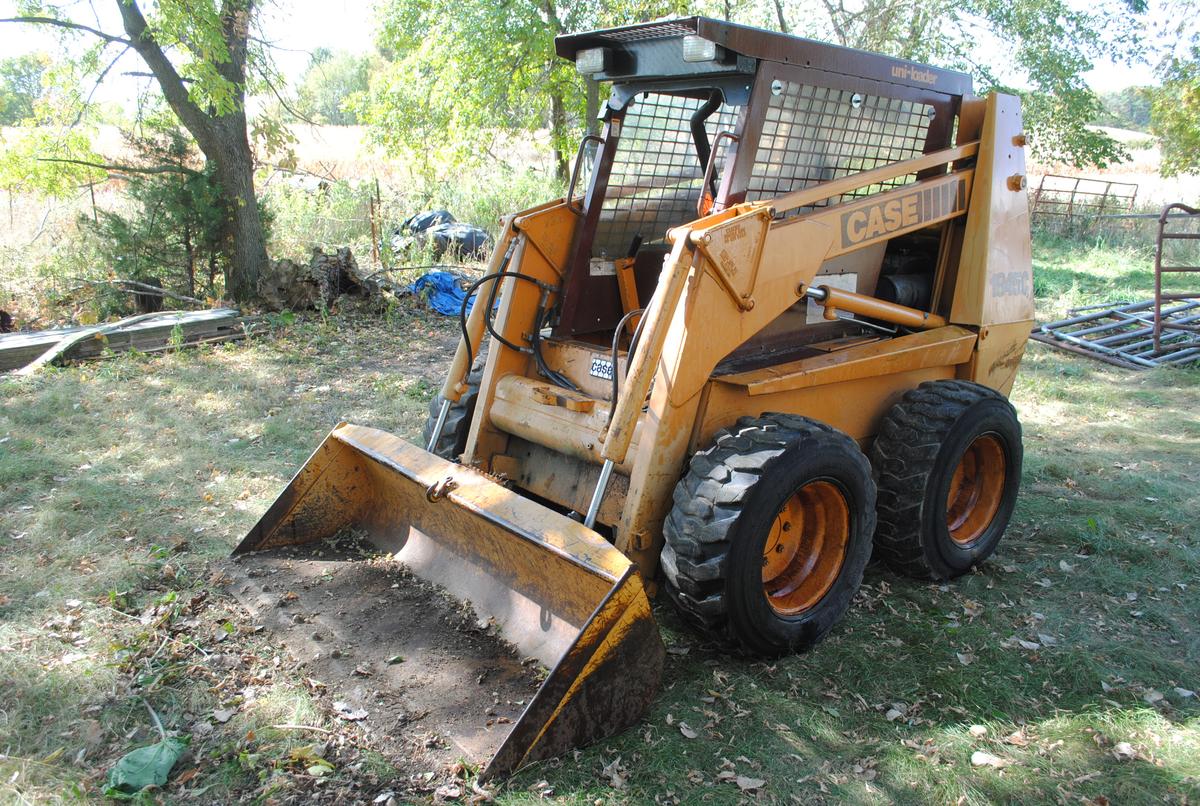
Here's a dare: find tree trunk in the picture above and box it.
[116,0,267,303]
[772,0,790,33]
[585,79,600,137]
[550,89,569,184]
[209,116,267,301]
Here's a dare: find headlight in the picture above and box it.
[682,35,721,63]
[575,47,609,75]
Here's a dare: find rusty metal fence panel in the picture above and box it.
[1030,174,1139,225]
[1154,202,1200,350]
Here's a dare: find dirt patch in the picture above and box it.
[224,534,544,777]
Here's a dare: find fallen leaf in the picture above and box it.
[957,652,976,666]
[679,722,699,739]
[1017,639,1041,651]
[1112,742,1136,761]
[970,751,1010,768]
[600,756,627,789]
[434,782,462,800]
[1037,633,1058,646]
[333,701,368,721]
[1059,560,1075,573]
[735,775,766,791]
[1004,730,1029,747]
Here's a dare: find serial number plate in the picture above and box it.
[589,357,615,380]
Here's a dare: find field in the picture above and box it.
[1,232,1198,805]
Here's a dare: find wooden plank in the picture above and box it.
[0,309,259,372]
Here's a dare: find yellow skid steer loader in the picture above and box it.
[232,16,1033,779]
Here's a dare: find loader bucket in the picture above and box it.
[229,423,664,780]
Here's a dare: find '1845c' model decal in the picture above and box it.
[840,178,968,249]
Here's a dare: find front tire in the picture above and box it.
[661,414,876,656]
[421,364,482,461]
[870,380,1023,580]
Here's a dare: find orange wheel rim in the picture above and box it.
[945,433,1006,546]
[761,480,850,616]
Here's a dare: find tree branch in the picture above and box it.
[74,45,132,126]
[37,157,202,178]
[0,15,131,45]
[114,0,219,157]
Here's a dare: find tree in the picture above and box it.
[754,0,1145,168]
[87,126,233,299]
[2,2,273,302]
[1152,49,1200,175]
[360,0,688,182]
[0,52,50,124]
[1094,86,1153,131]
[294,50,371,125]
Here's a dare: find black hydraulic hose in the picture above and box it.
[625,303,649,380]
[457,271,553,368]
[531,303,577,391]
[605,308,645,432]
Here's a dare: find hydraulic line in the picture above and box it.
[456,271,576,393]
[605,308,645,433]
[457,271,552,366]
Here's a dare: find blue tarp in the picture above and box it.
[410,271,476,316]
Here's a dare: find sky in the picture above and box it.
[0,0,1171,103]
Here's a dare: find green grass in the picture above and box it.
[1,234,1198,803]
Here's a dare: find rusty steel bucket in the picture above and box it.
[229,423,664,780]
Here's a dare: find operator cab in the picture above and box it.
[552,17,971,370]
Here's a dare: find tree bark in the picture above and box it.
[585,79,600,137]
[550,89,569,183]
[115,0,268,303]
[772,0,791,33]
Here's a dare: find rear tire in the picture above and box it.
[661,414,876,656]
[421,364,483,461]
[870,380,1022,580]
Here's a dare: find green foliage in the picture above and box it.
[360,0,687,181]
[0,127,104,197]
[294,50,372,125]
[86,126,231,298]
[1152,48,1200,176]
[746,0,1140,168]
[0,52,50,125]
[1093,86,1153,131]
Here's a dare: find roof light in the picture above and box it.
[575,47,609,75]
[682,35,721,63]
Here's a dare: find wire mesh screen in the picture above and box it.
[594,93,740,257]
[747,81,934,213]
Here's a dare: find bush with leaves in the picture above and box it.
[85,126,233,302]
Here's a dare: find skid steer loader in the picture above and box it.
[231,16,1033,780]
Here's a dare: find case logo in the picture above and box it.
[840,179,966,249]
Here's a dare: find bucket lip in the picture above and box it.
[330,422,633,583]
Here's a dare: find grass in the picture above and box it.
[1,232,1198,803]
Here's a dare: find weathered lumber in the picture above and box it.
[0,308,261,373]
[15,312,166,375]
